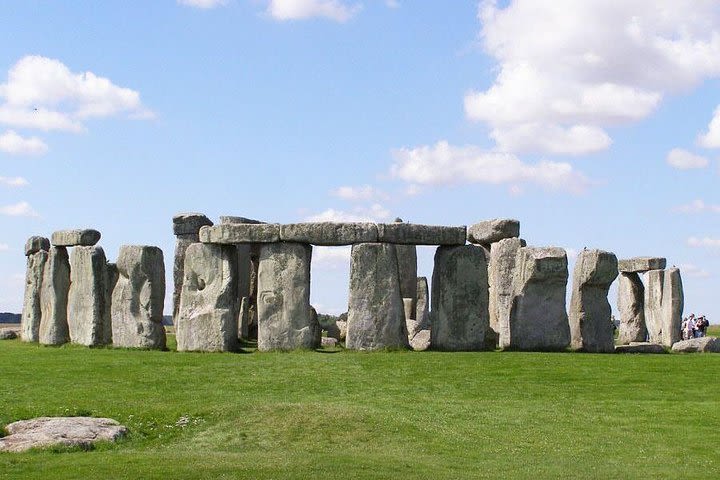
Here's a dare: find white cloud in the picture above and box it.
[0,176,29,187]
[266,0,361,22]
[467,0,720,155]
[0,201,38,217]
[687,236,720,249]
[698,105,720,148]
[305,203,390,222]
[389,140,591,194]
[178,0,227,8]
[0,55,153,132]
[672,199,720,214]
[666,148,709,169]
[0,130,48,155]
[565,248,579,261]
[679,263,711,278]
[330,184,388,202]
[313,246,351,268]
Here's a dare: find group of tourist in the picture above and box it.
[681,314,710,340]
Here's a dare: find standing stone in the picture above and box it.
[393,219,418,320]
[504,247,570,351]
[346,243,408,350]
[39,247,70,345]
[257,242,320,351]
[104,263,118,345]
[68,246,111,346]
[430,245,492,351]
[172,213,213,323]
[568,249,618,353]
[489,238,526,346]
[176,243,238,352]
[111,246,166,349]
[25,236,50,256]
[238,296,250,339]
[21,249,48,342]
[617,272,647,344]
[644,269,664,344]
[415,277,430,331]
[661,268,683,347]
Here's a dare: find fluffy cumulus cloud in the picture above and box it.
[0,130,48,156]
[305,203,390,222]
[389,140,591,194]
[672,199,720,214]
[0,201,38,217]
[687,236,720,249]
[698,105,720,148]
[266,0,361,22]
[0,176,29,187]
[330,184,388,202]
[666,148,709,170]
[312,245,352,268]
[467,0,720,155]
[177,0,227,8]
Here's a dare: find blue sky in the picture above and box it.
[1,0,719,320]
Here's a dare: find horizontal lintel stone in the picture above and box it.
[173,213,213,236]
[219,216,265,225]
[618,257,667,273]
[51,229,101,247]
[200,224,280,244]
[376,223,467,245]
[467,219,520,245]
[280,222,378,246]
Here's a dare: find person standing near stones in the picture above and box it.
[685,314,696,340]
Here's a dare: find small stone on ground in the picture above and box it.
[0,417,127,453]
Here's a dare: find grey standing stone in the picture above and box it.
[257,242,320,351]
[238,296,250,339]
[346,243,408,350]
[279,222,378,245]
[569,249,618,353]
[430,245,492,351]
[415,277,430,331]
[173,213,213,236]
[172,213,213,324]
[336,318,348,342]
[39,247,70,345]
[395,244,418,319]
[25,236,50,256]
[104,263,118,345]
[489,238,526,346]
[467,219,520,246]
[504,247,570,351]
[618,257,666,273]
[21,250,47,342]
[644,269,664,344]
[376,223,466,245]
[200,224,280,244]
[617,272,647,344]
[51,229,101,247]
[661,268,683,347]
[68,246,111,346]
[111,246,166,349]
[176,243,238,352]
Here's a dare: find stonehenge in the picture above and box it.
[39,247,71,345]
[617,273,647,344]
[21,238,49,342]
[487,237,526,346]
[173,213,213,322]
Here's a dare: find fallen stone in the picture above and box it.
[0,417,127,453]
[644,269,664,344]
[176,243,238,352]
[321,336,338,348]
[111,246,166,349]
[410,329,431,351]
[661,268,683,347]
[0,328,19,340]
[39,247,70,345]
[618,257,666,273]
[504,247,570,351]
[24,236,50,256]
[489,238,526,346]
[200,224,280,244]
[431,245,492,351]
[467,219,520,246]
[415,277,430,331]
[68,246,111,346]
[279,222,378,245]
[257,242,320,351]
[617,272,647,344]
[671,337,720,353]
[376,223,466,245]
[346,243,408,350]
[172,212,213,236]
[51,229,101,247]
[569,249,618,353]
[21,250,47,342]
[615,342,666,354]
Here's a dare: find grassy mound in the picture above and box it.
[1,339,719,479]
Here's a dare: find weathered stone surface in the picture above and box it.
[104,263,118,344]
[489,238,526,346]
[661,268,683,347]
[615,342,666,354]
[410,329,431,351]
[569,249,618,353]
[51,229,101,247]
[176,243,238,352]
[618,257,667,273]
[644,269,664,344]
[504,247,570,351]
[0,417,127,453]
[111,246,166,349]
[39,247,70,345]
[238,296,250,339]
[415,277,430,331]
[376,223,466,245]
[257,242,320,351]
[431,245,492,351]
[172,212,213,236]
[467,219,520,246]
[406,318,420,339]
[279,222,378,245]
[617,272,647,344]
[200,224,280,244]
[346,243,408,350]
[321,336,338,348]
[219,216,263,225]
[336,319,348,342]
[25,236,50,256]
[0,328,19,340]
[671,337,720,353]
[21,250,47,342]
[68,246,111,346]
[396,245,418,319]
[173,235,197,323]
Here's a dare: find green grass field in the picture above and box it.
[1,337,719,479]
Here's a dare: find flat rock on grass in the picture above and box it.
[0,328,19,340]
[0,417,127,453]
[671,337,720,353]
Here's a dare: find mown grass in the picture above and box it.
[1,338,719,479]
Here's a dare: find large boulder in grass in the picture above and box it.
[0,417,127,453]
[671,337,720,353]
